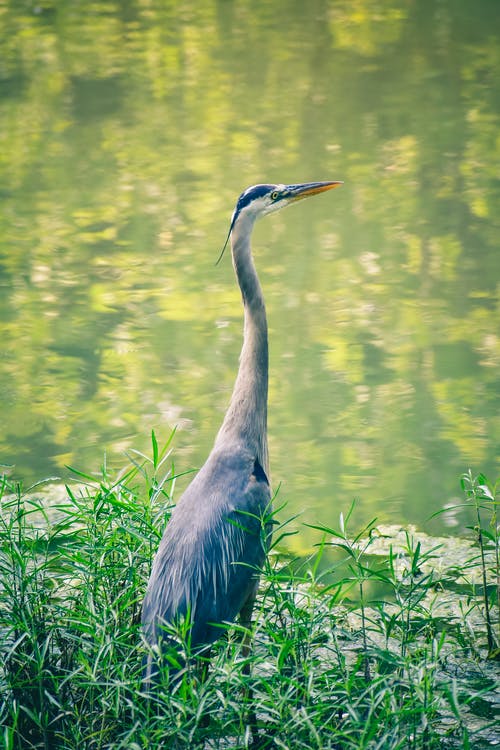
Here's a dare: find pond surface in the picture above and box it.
[1,1,499,549]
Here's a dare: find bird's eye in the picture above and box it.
[270,191,279,201]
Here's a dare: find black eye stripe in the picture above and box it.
[236,184,274,213]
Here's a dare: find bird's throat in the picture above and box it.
[215,227,269,475]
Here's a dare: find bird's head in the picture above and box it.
[217,181,343,263]
[234,181,343,222]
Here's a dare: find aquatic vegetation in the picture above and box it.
[0,435,497,749]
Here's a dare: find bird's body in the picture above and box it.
[142,445,270,649]
[142,180,342,679]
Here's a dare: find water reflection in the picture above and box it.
[0,1,499,548]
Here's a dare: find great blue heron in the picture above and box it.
[142,180,342,682]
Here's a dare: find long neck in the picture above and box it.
[215,215,269,474]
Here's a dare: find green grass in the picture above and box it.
[0,434,498,749]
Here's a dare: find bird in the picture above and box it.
[141,180,342,684]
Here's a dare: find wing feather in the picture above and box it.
[142,448,271,649]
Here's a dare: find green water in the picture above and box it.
[1,1,499,547]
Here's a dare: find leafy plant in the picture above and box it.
[0,448,497,749]
[459,471,499,658]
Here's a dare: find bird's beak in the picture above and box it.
[286,180,343,202]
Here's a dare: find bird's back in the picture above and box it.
[142,444,272,649]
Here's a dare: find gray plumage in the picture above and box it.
[141,180,342,681]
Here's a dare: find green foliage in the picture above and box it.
[0,448,498,749]
[459,471,499,657]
